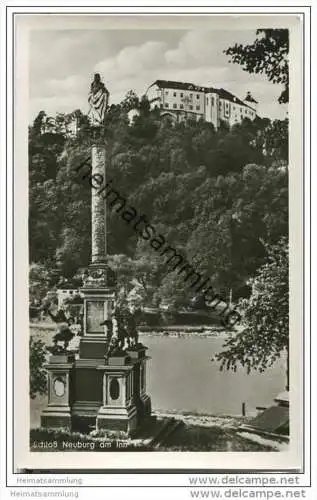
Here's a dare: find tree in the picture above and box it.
[28,95,288,310]
[30,110,47,137]
[215,237,289,389]
[29,179,61,263]
[121,90,139,112]
[262,118,289,165]
[55,227,89,278]
[224,29,289,103]
[29,336,47,399]
[186,164,288,297]
[153,270,194,310]
[29,263,54,302]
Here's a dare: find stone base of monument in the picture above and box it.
[40,348,152,436]
[41,406,72,430]
[95,352,140,434]
[40,353,75,430]
[72,358,103,425]
[126,345,152,424]
[79,337,108,359]
[139,393,152,417]
[96,404,138,433]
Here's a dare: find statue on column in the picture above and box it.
[88,73,109,128]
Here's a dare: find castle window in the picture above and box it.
[196,105,200,111]
[196,94,200,99]
[173,92,177,97]
[165,103,169,108]
[189,93,193,98]
[180,104,184,109]
[180,93,183,98]
[173,103,177,109]
[212,97,215,106]
[165,91,168,95]
[206,98,209,105]
[189,105,193,110]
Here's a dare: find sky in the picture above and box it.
[29,28,288,122]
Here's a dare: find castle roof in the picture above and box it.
[152,79,210,92]
[150,80,256,111]
[216,88,252,109]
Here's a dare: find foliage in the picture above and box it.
[29,336,47,399]
[29,263,59,302]
[187,163,288,294]
[120,90,140,111]
[261,118,289,165]
[28,93,288,313]
[224,29,289,103]
[215,238,289,382]
[29,263,50,299]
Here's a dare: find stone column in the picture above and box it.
[91,144,106,264]
[78,140,116,357]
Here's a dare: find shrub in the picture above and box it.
[29,336,47,399]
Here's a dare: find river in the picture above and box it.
[30,328,285,421]
[143,335,285,415]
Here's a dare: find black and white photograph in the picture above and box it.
[9,12,305,472]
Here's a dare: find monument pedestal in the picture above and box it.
[70,260,117,427]
[96,353,138,433]
[40,354,75,429]
[79,336,108,359]
[71,358,104,423]
[127,346,152,423]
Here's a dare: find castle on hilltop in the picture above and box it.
[146,79,258,129]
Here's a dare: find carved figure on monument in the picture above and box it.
[88,73,109,127]
[114,305,140,349]
[107,336,125,357]
[100,318,115,344]
[100,304,140,353]
[44,303,75,351]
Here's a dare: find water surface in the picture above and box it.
[144,335,285,415]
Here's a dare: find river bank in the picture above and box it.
[30,321,232,338]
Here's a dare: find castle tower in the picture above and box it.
[244,91,258,112]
